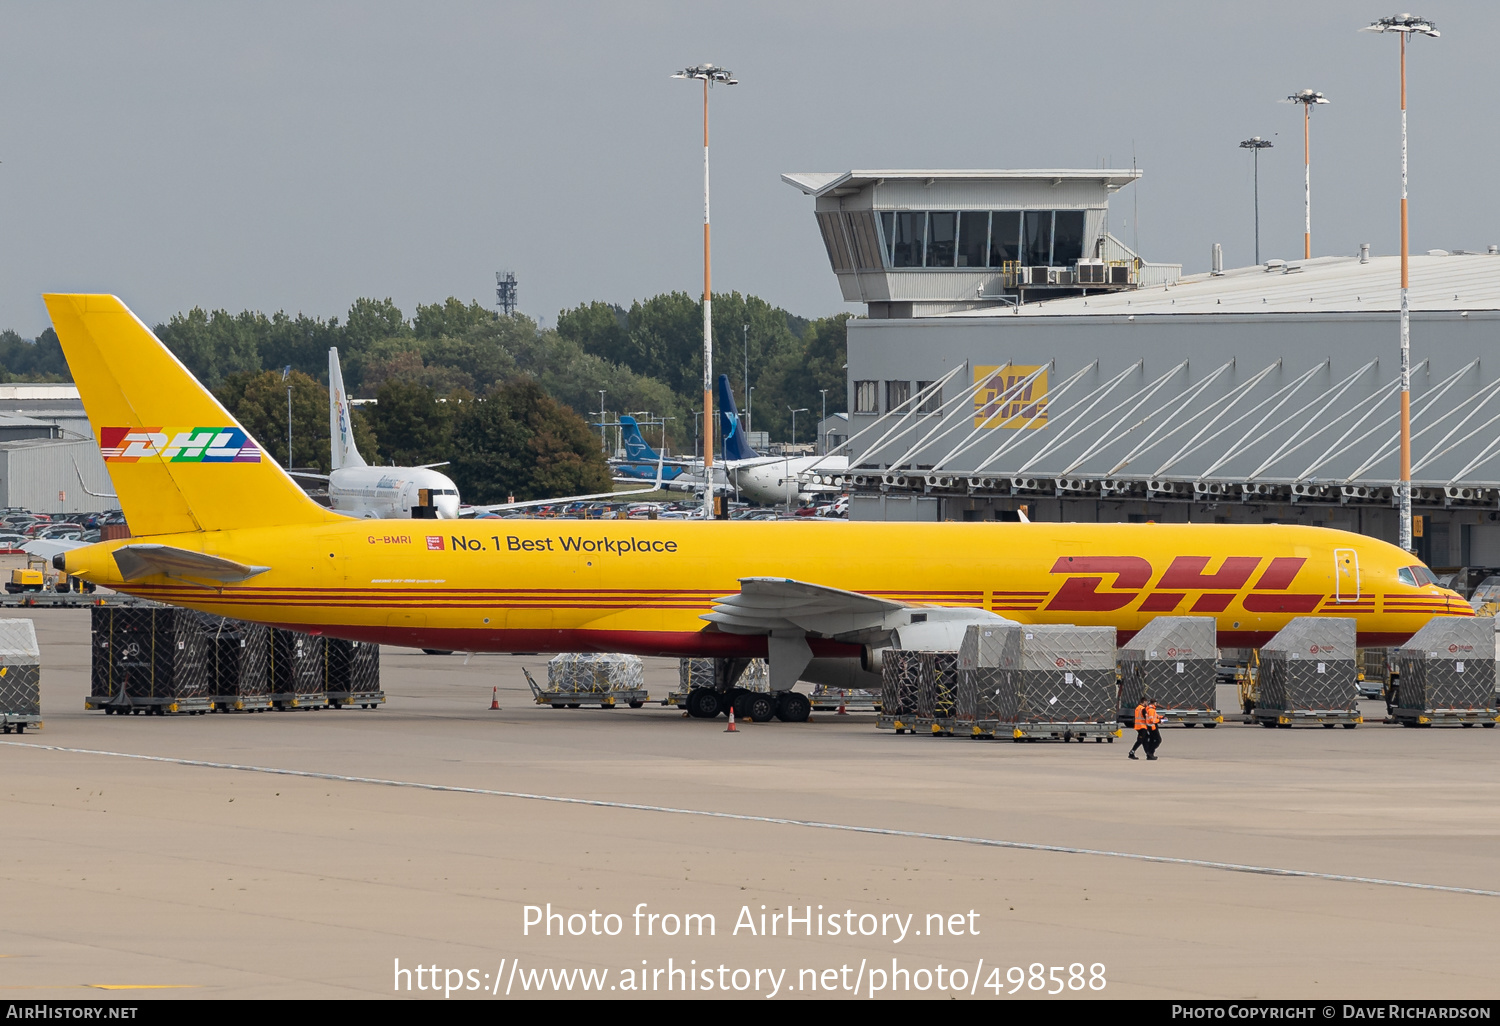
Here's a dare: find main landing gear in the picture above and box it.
[684,687,810,723]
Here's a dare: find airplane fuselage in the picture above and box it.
[328,466,460,520]
[68,520,1464,656]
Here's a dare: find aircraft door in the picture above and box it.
[1333,548,1360,603]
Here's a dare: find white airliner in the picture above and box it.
[294,348,462,520]
[628,375,849,507]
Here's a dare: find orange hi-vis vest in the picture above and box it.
[1135,703,1162,729]
[1134,703,1148,729]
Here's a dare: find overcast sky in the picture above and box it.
[1,1,1494,336]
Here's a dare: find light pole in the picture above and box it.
[742,323,749,429]
[1365,14,1438,554]
[281,365,292,469]
[672,62,737,518]
[1239,136,1273,265]
[819,389,829,451]
[747,386,754,435]
[1283,90,1328,260]
[598,390,607,454]
[789,407,808,447]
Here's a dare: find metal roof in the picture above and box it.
[944,252,1500,316]
[782,169,1142,198]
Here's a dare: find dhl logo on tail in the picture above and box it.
[100,427,261,464]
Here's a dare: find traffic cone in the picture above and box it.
[490,686,501,711]
[837,689,848,716]
[724,707,738,732]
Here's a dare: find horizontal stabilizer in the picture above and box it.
[112,544,270,584]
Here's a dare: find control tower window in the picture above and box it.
[989,211,1021,266]
[888,212,927,267]
[957,212,988,268]
[1023,210,1053,267]
[926,212,957,267]
[1053,210,1086,265]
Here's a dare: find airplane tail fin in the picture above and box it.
[619,415,661,462]
[328,347,366,471]
[717,374,758,461]
[44,294,341,536]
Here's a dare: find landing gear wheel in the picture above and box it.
[774,691,811,723]
[745,693,777,723]
[731,691,752,721]
[685,688,723,719]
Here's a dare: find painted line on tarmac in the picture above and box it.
[5,739,1498,899]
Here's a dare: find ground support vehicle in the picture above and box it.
[523,667,646,709]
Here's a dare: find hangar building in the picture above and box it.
[784,169,1500,570]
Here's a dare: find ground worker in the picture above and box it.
[1128,698,1150,760]
[1143,699,1163,760]
[1129,698,1164,761]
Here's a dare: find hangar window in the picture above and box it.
[1023,210,1053,266]
[989,211,1021,265]
[1053,210,1086,265]
[957,212,988,268]
[926,212,957,267]
[916,381,942,415]
[854,380,879,414]
[886,380,912,411]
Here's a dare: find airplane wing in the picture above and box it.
[111,544,270,584]
[703,577,906,636]
[466,453,675,514]
[287,470,332,481]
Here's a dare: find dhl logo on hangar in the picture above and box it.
[1040,555,1320,614]
[100,427,262,464]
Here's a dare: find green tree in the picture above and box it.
[365,379,453,466]
[343,297,410,352]
[0,328,70,381]
[556,301,630,366]
[448,378,611,503]
[413,297,495,340]
[213,370,335,472]
[156,308,262,387]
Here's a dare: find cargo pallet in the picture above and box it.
[809,687,879,713]
[269,693,329,711]
[85,696,213,715]
[1117,708,1223,728]
[0,713,40,733]
[212,695,273,712]
[910,716,960,737]
[1391,708,1497,727]
[1009,721,1120,742]
[524,668,645,708]
[327,691,386,709]
[1252,708,1362,728]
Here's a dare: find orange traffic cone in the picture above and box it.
[490,686,501,711]
[725,707,738,732]
[837,689,848,716]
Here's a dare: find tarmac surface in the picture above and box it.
[1,608,1497,1000]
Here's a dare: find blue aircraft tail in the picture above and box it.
[717,374,759,462]
[619,415,661,462]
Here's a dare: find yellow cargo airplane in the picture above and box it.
[45,294,1468,721]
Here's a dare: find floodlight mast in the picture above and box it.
[1283,90,1328,260]
[1239,137,1273,264]
[1364,14,1438,554]
[671,63,737,518]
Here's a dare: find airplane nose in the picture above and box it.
[436,496,461,519]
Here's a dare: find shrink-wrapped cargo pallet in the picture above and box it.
[1012,625,1119,740]
[1118,616,1222,726]
[88,606,213,714]
[676,657,768,695]
[878,649,924,732]
[326,638,384,709]
[199,614,271,712]
[1393,616,1499,727]
[1253,617,1359,727]
[531,653,648,708]
[0,618,41,733]
[957,622,1022,737]
[914,652,960,734]
[269,629,327,709]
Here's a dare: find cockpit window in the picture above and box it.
[1400,565,1437,587]
[1397,568,1416,587]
